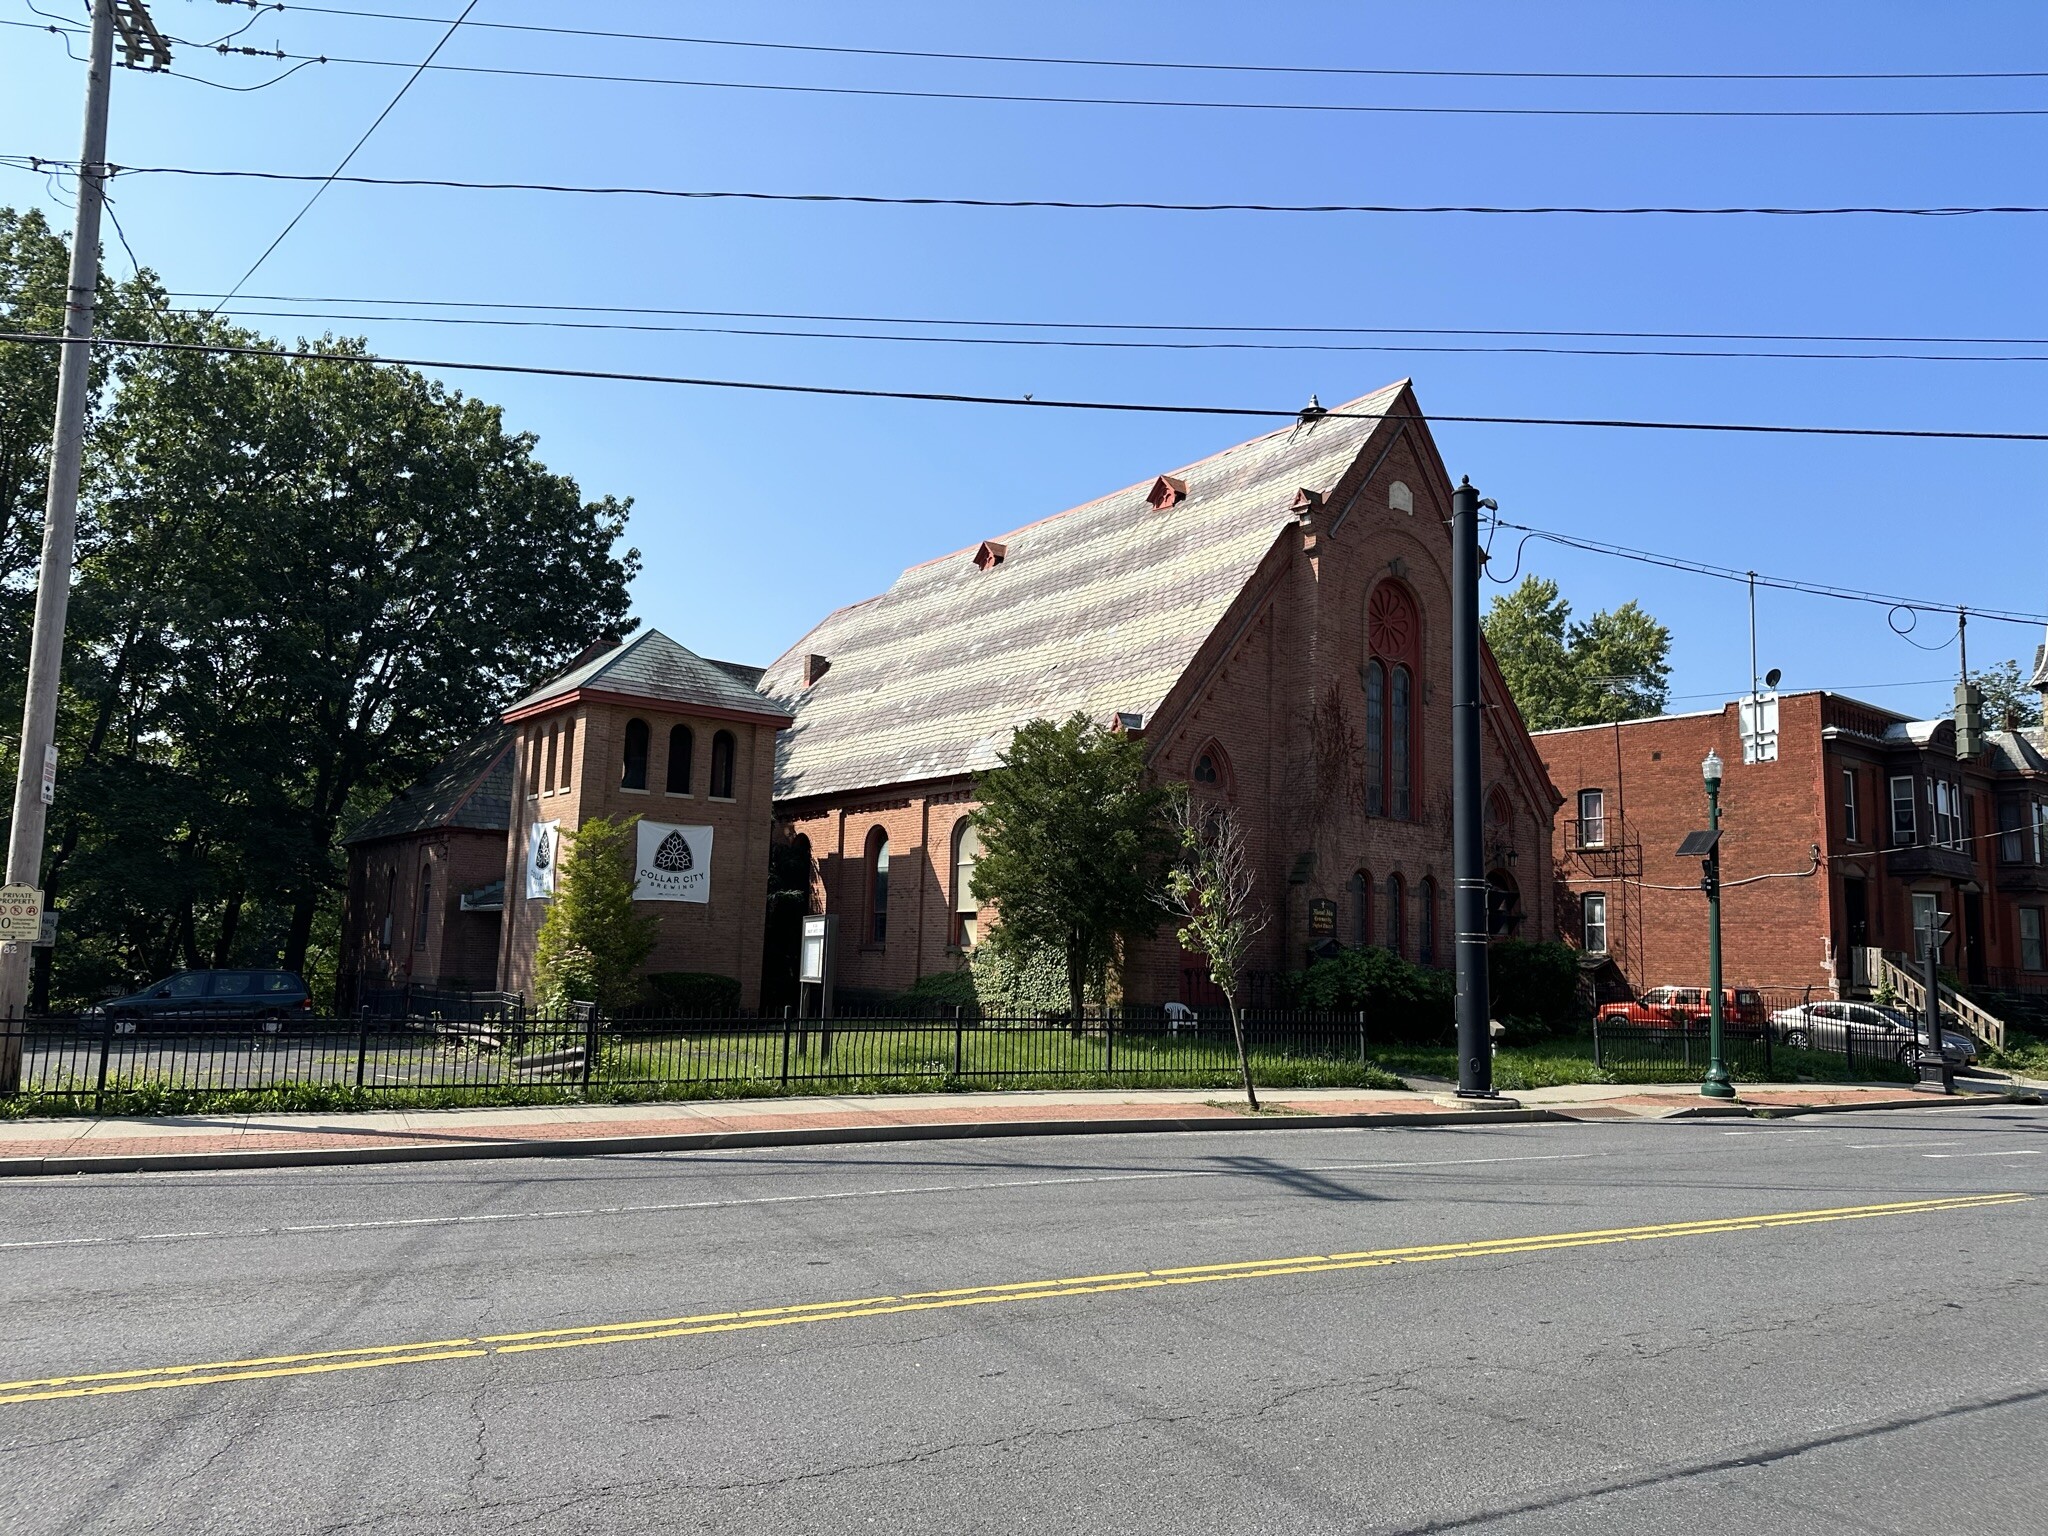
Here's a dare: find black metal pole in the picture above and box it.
[1451,476,1494,1097]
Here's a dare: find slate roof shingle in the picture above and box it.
[762,382,1409,803]
[344,729,514,845]
[504,629,785,723]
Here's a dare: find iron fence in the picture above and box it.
[1,1008,1375,1112]
[1591,1015,1925,1084]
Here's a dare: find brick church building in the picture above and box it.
[763,382,1562,1005]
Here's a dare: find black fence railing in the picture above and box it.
[1592,1015,1927,1084]
[1,1008,1375,1111]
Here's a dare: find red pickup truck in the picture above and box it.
[1596,986,1767,1026]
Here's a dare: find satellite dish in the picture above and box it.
[1763,668,1782,689]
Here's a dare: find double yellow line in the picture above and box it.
[3,1192,2024,1409]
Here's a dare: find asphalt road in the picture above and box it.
[1,1106,2043,1534]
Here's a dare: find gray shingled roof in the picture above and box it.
[1984,730,2048,775]
[763,382,1408,802]
[504,629,784,721]
[345,729,513,845]
[2031,638,2047,690]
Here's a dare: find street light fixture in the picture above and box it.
[1697,749,1735,1100]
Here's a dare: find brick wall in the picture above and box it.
[774,419,1561,1007]
[499,700,777,1008]
[340,827,505,1004]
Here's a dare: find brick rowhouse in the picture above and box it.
[1536,675,2048,1012]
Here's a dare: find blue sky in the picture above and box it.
[5,0,2045,722]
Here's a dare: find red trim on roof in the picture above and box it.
[503,687,792,729]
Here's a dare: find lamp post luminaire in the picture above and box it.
[1700,749,1736,1100]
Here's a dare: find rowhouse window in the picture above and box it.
[866,829,890,945]
[2021,908,2045,973]
[1582,892,1608,955]
[952,821,981,948]
[1386,872,1406,957]
[1841,769,1858,844]
[2036,802,2048,864]
[667,724,694,794]
[709,730,737,799]
[1577,788,1606,849]
[621,718,650,791]
[1417,877,1437,967]
[1890,775,1916,845]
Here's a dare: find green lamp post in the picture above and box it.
[1700,748,1736,1099]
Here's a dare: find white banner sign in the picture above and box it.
[635,821,712,904]
[525,820,561,900]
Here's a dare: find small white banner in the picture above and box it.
[635,821,712,904]
[525,820,562,900]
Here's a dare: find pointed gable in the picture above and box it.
[762,382,1410,801]
[503,629,789,726]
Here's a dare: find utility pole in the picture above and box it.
[0,0,164,1092]
[1451,476,1499,1099]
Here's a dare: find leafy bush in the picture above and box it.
[969,940,1077,1016]
[637,971,742,1017]
[1487,939,1585,1037]
[1290,947,1455,1045]
[904,969,979,1009]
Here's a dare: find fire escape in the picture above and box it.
[1561,815,1644,998]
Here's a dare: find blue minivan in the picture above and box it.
[92,969,313,1024]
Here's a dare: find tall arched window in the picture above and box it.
[1386,872,1406,957]
[709,730,737,799]
[1366,581,1420,820]
[1349,869,1371,947]
[865,828,890,944]
[556,717,575,790]
[621,718,650,790]
[951,820,982,948]
[1389,666,1412,819]
[666,724,694,794]
[1417,877,1438,967]
[1363,662,1386,816]
[414,862,432,950]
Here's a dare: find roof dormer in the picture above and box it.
[1147,475,1189,511]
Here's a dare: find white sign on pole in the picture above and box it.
[39,744,56,806]
[634,821,712,904]
[0,885,44,942]
[525,820,561,900]
[33,910,58,947]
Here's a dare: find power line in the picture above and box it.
[146,291,2048,350]
[1490,519,2047,626]
[4,328,2048,463]
[207,5,2048,84]
[204,0,479,311]
[17,162,2048,217]
[142,46,2048,119]
[140,303,2048,365]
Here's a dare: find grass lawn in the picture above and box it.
[1366,1033,1914,1090]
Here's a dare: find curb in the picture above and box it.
[0,1090,2025,1178]
[0,1106,1569,1177]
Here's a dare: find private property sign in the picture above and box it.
[0,886,43,942]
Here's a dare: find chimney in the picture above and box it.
[1955,680,1984,759]
[802,653,830,687]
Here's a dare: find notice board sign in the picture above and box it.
[0,886,44,943]
[1308,898,1337,938]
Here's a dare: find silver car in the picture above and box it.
[1769,1000,1977,1067]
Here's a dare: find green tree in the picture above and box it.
[1970,659,2043,730]
[1159,794,1267,1108]
[533,815,657,1012]
[1483,575,1672,730]
[970,714,1174,1021]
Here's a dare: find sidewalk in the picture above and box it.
[0,1078,2030,1176]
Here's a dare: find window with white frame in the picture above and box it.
[2036,802,2048,864]
[2021,908,2045,973]
[1890,775,1916,845]
[2001,800,2025,863]
[1841,769,1859,843]
[1577,788,1606,848]
[1581,892,1608,954]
